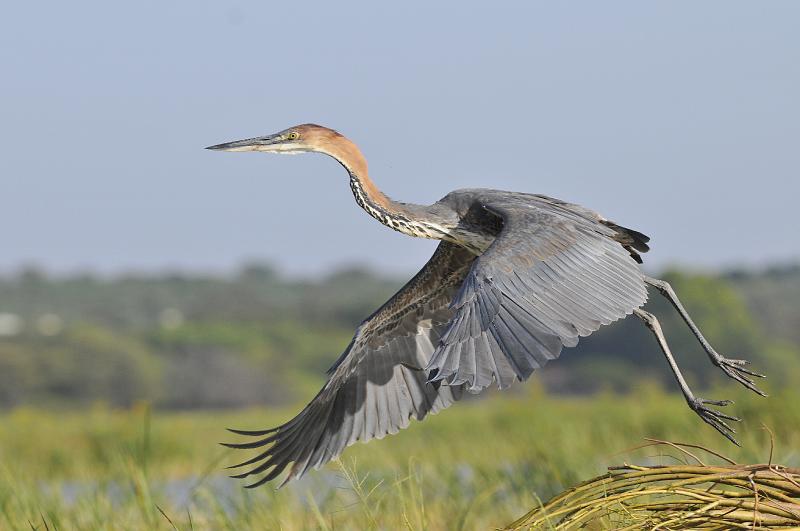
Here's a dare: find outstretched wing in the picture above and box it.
[224,242,475,487]
[427,195,648,392]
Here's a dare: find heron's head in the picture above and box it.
[205,124,342,155]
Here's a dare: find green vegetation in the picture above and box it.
[1,264,799,409]
[0,263,797,528]
[726,264,800,347]
[0,387,798,530]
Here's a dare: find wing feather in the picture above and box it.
[224,242,474,485]
[226,189,649,485]
[427,194,648,391]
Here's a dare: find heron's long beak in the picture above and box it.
[205,134,280,152]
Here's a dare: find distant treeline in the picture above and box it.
[0,263,798,409]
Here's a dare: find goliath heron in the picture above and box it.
[206,124,765,488]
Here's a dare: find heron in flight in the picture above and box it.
[207,124,765,488]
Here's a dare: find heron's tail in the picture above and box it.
[602,221,650,263]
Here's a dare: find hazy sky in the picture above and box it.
[2,2,798,276]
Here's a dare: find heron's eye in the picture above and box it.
[287,132,300,140]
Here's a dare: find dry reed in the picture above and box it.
[504,439,800,530]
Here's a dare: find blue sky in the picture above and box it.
[1,2,798,276]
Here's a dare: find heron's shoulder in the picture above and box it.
[438,188,582,212]
[438,188,521,206]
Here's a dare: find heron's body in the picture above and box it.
[207,124,765,488]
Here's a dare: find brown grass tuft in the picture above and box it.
[504,440,800,530]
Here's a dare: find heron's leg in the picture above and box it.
[633,308,740,445]
[643,276,766,397]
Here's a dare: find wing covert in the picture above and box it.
[427,196,648,393]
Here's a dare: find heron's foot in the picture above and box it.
[712,354,767,397]
[689,397,741,446]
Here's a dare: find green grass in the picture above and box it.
[1,384,798,530]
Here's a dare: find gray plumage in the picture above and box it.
[209,124,765,488]
[223,190,648,486]
[225,241,472,487]
[427,191,648,392]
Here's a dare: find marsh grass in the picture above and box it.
[505,440,800,530]
[1,384,798,530]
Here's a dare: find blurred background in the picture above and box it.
[1,1,798,529]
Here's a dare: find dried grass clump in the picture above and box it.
[505,439,800,530]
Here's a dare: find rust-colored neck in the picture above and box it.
[316,133,395,217]
[313,129,457,242]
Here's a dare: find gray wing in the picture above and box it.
[224,241,475,487]
[426,195,648,392]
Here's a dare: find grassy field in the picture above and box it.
[1,384,798,530]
